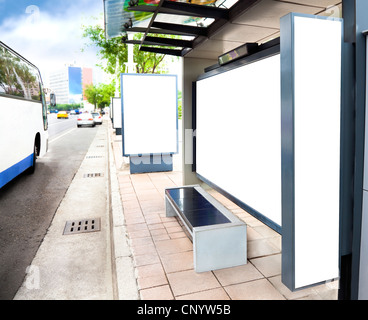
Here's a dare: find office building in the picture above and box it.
[49,65,93,104]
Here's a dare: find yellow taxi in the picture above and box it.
[57,111,69,119]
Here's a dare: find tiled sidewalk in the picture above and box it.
[111,131,338,300]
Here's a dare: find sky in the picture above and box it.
[0,0,108,86]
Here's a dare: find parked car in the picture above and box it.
[91,112,102,125]
[70,110,76,115]
[57,111,69,119]
[77,112,95,127]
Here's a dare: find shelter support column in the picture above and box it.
[182,57,216,185]
[345,0,368,300]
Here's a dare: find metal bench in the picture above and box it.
[165,185,247,272]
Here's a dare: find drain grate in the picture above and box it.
[86,155,104,159]
[63,218,101,235]
[83,173,104,178]
[96,145,105,148]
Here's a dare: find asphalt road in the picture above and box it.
[0,118,98,300]
[48,113,78,140]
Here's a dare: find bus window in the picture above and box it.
[0,45,41,101]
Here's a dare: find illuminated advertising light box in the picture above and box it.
[196,53,282,232]
[121,74,178,157]
[281,13,342,291]
[112,97,122,135]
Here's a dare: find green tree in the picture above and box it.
[98,82,115,108]
[81,21,178,81]
[84,83,100,109]
[84,82,115,110]
[82,24,127,84]
[133,33,166,74]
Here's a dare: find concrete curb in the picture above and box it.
[107,120,139,300]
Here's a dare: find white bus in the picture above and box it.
[0,41,48,188]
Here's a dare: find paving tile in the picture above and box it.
[140,199,165,207]
[242,216,265,228]
[152,233,171,242]
[167,269,221,297]
[133,185,155,192]
[143,212,161,219]
[160,216,177,222]
[136,189,162,196]
[128,229,151,239]
[118,175,131,183]
[169,231,187,239]
[176,288,230,300]
[126,223,149,233]
[123,208,143,216]
[132,243,157,256]
[137,193,163,201]
[136,263,165,279]
[121,193,137,201]
[150,228,168,236]
[213,263,264,286]
[267,236,281,251]
[166,226,184,234]
[267,275,317,300]
[253,225,280,239]
[145,217,163,225]
[313,286,338,300]
[147,223,165,231]
[142,207,166,215]
[224,279,285,300]
[140,285,174,300]
[119,181,133,188]
[250,254,281,278]
[123,199,141,209]
[137,274,168,290]
[125,216,146,225]
[247,239,280,259]
[130,236,154,247]
[160,251,193,273]
[134,253,161,267]
[155,238,193,256]
[120,187,135,194]
[163,221,181,228]
[246,226,264,241]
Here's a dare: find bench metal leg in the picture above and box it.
[193,224,247,272]
[165,197,177,217]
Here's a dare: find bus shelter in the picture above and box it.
[103,0,368,300]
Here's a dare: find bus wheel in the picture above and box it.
[27,143,37,174]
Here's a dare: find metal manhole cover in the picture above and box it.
[63,218,101,235]
[83,173,104,178]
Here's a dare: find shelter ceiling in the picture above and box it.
[103,0,342,60]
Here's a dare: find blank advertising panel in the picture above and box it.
[112,97,122,131]
[121,74,178,156]
[196,54,282,230]
[281,13,342,291]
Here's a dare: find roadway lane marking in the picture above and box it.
[49,127,77,144]
[49,119,75,126]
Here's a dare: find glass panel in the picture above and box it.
[155,12,214,27]
[104,0,240,39]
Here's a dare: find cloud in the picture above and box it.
[0,1,106,86]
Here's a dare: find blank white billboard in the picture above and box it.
[112,97,121,130]
[293,15,341,290]
[196,54,282,228]
[121,74,178,156]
